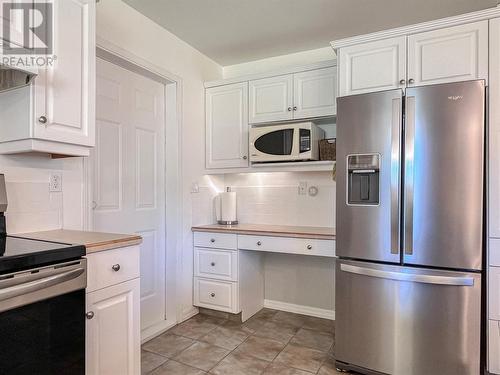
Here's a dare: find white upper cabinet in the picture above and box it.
[293,67,337,119]
[338,36,406,96]
[249,75,293,124]
[407,21,488,87]
[206,82,249,169]
[34,0,95,147]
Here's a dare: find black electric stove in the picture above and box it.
[0,235,85,274]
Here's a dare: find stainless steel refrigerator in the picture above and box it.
[335,80,485,375]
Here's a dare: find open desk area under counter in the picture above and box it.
[191,224,335,321]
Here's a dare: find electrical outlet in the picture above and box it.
[298,181,307,195]
[49,172,62,192]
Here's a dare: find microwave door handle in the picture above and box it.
[291,127,299,157]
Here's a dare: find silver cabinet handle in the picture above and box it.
[91,201,97,210]
[38,116,47,124]
[243,156,248,160]
[112,264,121,272]
[257,241,262,246]
[210,238,215,243]
[293,106,297,111]
[210,262,216,267]
[340,264,474,286]
[399,79,406,85]
[210,292,215,298]
[86,311,94,320]
[408,78,415,84]
[287,107,292,111]
[307,245,312,250]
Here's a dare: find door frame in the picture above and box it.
[83,37,183,342]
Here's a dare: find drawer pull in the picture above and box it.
[210,292,216,298]
[257,241,262,246]
[307,245,312,250]
[86,311,94,320]
[210,262,216,267]
[112,264,121,272]
[210,238,216,243]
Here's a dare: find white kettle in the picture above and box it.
[215,187,238,225]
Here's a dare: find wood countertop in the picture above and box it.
[19,229,142,254]
[191,224,335,240]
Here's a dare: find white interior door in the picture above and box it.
[92,58,166,334]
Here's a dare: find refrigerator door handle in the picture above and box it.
[391,98,402,255]
[340,264,474,286]
[404,96,415,256]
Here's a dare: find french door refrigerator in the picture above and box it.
[335,80,485,375]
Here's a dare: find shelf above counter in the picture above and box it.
[204,160,335,175]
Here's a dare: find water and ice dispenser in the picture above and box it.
[347,154,380,205]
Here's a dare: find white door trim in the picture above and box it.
[83,36,184,339]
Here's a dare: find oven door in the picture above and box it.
[250,124,299,162]
[0,259,87,375]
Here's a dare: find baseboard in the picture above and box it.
[181,306,199,322]
[141,318,177,344]
[264,299,335,320]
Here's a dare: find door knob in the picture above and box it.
[408,78,415,84]
[86,311,94,320]
[38,116,47,124]
[399,79,406,85]
[112,264,121,272]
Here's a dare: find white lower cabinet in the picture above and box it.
[490,320,500,374]
[86,245,141,375]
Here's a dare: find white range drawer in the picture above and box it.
[194,277,238,313]
[194,232,237,250]
[194,247,238,281]
[489,320,500,374]
[86,245,140,292]
[490,266,500,320]
[491,238,500,266]
[238,235,335,257]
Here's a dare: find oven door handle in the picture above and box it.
[0,267,85,302]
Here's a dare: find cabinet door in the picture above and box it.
[338,36,406,96]
[86,278,140,375]
[490,320,500,374]
[34,0,95,146]
[249,74,293,124]
[408,21,488,87]
[490,18,500,238]
[206,82,249,169]
[293,67,336,119]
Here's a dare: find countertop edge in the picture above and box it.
[191,226,335,241]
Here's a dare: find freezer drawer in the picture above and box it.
[335,260,481,375]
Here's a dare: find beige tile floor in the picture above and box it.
[141,308,349,375]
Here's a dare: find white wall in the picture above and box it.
[223,47,336,78]
[96,0,223,321]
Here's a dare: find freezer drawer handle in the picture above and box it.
[340,264,474,286]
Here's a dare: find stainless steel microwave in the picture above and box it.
[249,122,325,163]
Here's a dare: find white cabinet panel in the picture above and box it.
[490,267,500,321]
[408,21,488,86]
[34,0,95,146]
[491,239,500,266]
[490,18,500,239]
[86,278,140,375]
[293,67,336,119]
[338,36,406,96]
[249,75,293,124]
[206,82,249,169]
[490,320,500,374]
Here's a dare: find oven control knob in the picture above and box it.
[112,264,121,272]
[86,311,95,320]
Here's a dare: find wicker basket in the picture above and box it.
[319,138,336,161]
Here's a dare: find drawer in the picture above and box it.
[194,278,238,313]
[238,235,335,257]
[194,247,238,281]
[86,245,140,292]
[490,266,500,320]
[489,320,500,374]
[194,232,237,250]
[491,238,500,266]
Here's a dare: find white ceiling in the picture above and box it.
[122,0,498,66]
